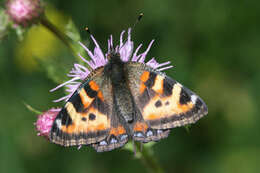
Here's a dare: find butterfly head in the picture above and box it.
[107,51,122,63]
[104,51,125,82]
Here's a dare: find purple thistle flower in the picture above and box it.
[35,108,60,138]
[51,28,173,102]
[6,0,44,26]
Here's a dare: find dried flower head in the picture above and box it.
[50,28,173,102]
[35,108,60,138]
[6,0,44,26]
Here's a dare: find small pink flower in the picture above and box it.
[6,0,44,26]
[51,28,173,102]
[35,108,60,138]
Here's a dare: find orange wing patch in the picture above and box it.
[89,81,99,91]
[140,71,150,82]
[139,83,147,94]
[142,83,194,121]
[97,91,104,101]
[61,123,76,134]
[109,126,126,136]
[61,102,110,134]
[139,71,150,94]
[139,71,164,94]
[133,122,148,132]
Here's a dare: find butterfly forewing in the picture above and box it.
[50,67,128,151]
[125,62,208,131]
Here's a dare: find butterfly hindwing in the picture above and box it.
[92,105,129,152]
[131,119,171,143]
[125,62,208,142]
[50,67,128,151]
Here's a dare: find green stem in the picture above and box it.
[23,102,42,115]
[40,16,78,58]
[137,143,165,173]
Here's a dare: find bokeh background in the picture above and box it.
[0,0,259,173]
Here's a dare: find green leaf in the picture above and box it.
[64,18,91,64]
[65,18,81,42]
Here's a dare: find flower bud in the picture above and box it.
[35,108,60,138]
[6,0,44,26]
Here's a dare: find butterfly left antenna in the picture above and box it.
[132,13,144,31]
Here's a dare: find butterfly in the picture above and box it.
[49,40,208,152]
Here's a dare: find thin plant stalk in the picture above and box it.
[136,143,165,173]
[40,15,78,58]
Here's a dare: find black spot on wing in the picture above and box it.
[179,87,191,105]
[89,113,96,120]
[155,100,162,107]
[144,72,156,88]
[163,77,176,96]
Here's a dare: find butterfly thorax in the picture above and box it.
[104,53,135,124]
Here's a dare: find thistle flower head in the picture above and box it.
[51,28,173,102]
[35,108,60,138]
[6,0,44,26]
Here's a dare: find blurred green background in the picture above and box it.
[0,0,259,173]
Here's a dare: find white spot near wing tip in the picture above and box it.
[191,95,198,104]
[56,119,62,129]
[177,82,183,87]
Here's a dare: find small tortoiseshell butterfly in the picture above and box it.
[49,29,208,152]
